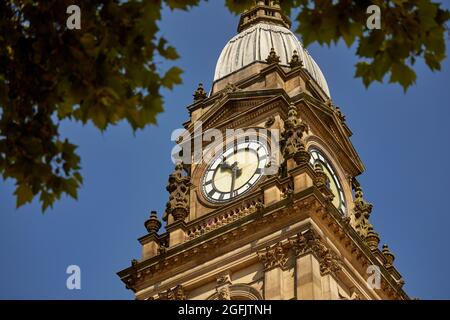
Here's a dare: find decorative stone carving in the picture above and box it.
[265,115,275,128]
[164,162,190,221]
[291,229,342,275]
[382,244,395,267]
[282,182,294,203]
[193,83,207,101]
[334,106,346,123]
[158,285,186,300]
[215,272,232,300]
[216,272,232,286]
[313,162,329,191]
[289,50,303,68]
[281,103,310,165]
[257,242,289,270]
[224,82,241,93]
[144,211,162,234]
[158,244,167,255]
[353,183,373,239]
[266,47,281,64]
[365,225,380,251]
[217,286,231,300]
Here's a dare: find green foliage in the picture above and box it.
[0,0,448,212]
[286,0,449,91]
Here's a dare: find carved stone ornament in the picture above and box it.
[224,82,241,94]
[193,83,207,101]
[266,47,281,64]
[365,225,380,251]
[353,184,374,239]
[314,162,329,190]
[157,285,186,300]
[289,50,303,68]
[216,272,232,286]
[257,242,289,270]
[265,115,275,128]
[164,162,190,221]
[334,106,346,123]
[291,229,342,276]
[281,103,310,165]
[382,244,395,267]
[144,211,162,234]
[215,272,232,300]
[217,286,231,300]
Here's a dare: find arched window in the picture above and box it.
[309,149,347,214]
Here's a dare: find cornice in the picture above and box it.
[117,184,407,300]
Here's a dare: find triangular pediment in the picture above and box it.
[188,89,290,132]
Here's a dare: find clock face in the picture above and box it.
[309,149,347,214]
[202,139,269,203]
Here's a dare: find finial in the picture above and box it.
[365,225,380,251]
[144,210,162,234]
[193,83,207,101]
[266,48,281,64]
[165,162,190,222]
[382,244,395,266]
[334,106,346,122]
[289,50,303,68]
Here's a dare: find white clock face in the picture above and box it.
[202,139,269,203]
[309,149,347,214]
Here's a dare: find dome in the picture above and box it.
[213,22,330,97]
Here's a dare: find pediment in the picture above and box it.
[191,90,289,132]
[296,95,364,175]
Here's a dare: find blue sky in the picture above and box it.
[1,2,450,299]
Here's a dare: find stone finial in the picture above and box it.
[193,83,207,101]
[282,103,310,165]
[334,106,346,122]
[382,244,395,267]
[365,225,380,251]
[326,99,346,122]
[144,211,162,234]
[266,48,281,64]
[289,50,303,68]
[164,162,190,222]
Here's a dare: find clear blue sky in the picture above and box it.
[1,2,450,299]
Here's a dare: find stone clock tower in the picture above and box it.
[118,1,408,300]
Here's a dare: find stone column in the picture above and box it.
[291,229,342,300]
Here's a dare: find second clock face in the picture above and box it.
[202,139,269,203]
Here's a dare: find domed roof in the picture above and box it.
[213,22,330,97]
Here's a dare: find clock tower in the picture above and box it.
[118,1,408,300]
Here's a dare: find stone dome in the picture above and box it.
[213,22,330,97]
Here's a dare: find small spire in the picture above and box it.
[382,244,395,267]
[144,210,162,234]
[266,48,280,64]
[193,83,207,101]
[289,50,303,68]
[365,225,380,251]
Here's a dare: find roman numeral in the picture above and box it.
[208,189,216,198]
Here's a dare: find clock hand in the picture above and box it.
[220,161,232,171]
[230,166,237,196]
